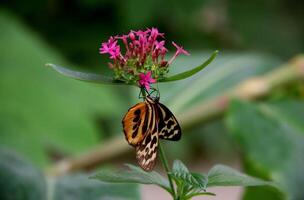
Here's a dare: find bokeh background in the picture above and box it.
[1,0,304,200]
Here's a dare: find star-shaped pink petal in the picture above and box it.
[138,71,156,91]
[172,41,190,56]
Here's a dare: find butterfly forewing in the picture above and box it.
[157,103,182,141]
[122,102,149,146]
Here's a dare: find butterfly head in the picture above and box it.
[140,86,160,102]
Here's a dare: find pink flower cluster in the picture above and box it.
[99,27,189,68]
[99,28,190,90]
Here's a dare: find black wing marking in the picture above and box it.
[157,103,181,141]
[122,102,149,146]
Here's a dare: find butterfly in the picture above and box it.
[122,93,181,171]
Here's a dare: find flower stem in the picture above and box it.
[140,87,146,98]
[159,142,176,199]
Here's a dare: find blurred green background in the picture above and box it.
[0,0,304,199]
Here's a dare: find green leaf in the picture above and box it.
[0,148,140,200]
[206,165,275,188]
[226,99,304,199]
[0,148,46,200]
[159,50,218,82]
[54,174,139,200]
[156,52,281,114]
[190,172,208,190]
[46,52,218,86]
[171,160,275,198]
[172,159,190,174]
[47,50,218,85]
[171,160,204,189]
[46,63,132,85]
[171,159,277,187]
[242,186,284,200]
[173,163,274,189]
[0,11,127,166]
[47,51,218,86]
[92,164,171,192]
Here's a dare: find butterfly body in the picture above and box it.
[122,95,181,171]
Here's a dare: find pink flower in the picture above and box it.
[109,45,121,59]
[155,40,165,50]
[99,37,115,53]
[149,27,164,40]
[168,42,190,65]
[129,31,136,40]
[99,37,121,60]
[172,42,190,56]
[116,34,128,46]
[138,71,156,91]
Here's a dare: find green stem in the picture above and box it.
[159,142,176,199]
[141,87,146,98]
[184,192,216,199]
[177,181,185,200]
[141,88,176,199]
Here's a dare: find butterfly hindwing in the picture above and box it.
[135,127,159,171]
[122,102,149,146]
[136,102,159,171]
[157,103,181,141]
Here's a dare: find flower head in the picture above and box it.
[138,71,156,91]
[99,28,189,86]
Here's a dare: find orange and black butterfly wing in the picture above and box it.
[135,101,159,171]
[157,103,181,141]
[122,102,149,146]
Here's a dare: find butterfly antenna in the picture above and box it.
[148,87,158,97]
[144,87,150,96]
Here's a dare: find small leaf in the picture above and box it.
[91,164,171,192]
[159,50,218,82]
[171,160,191,183]
[171,160,204,189]
[206,165,276,188]
[191,172,208,190]
[46,63,132,85]
[172,159,190,174]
